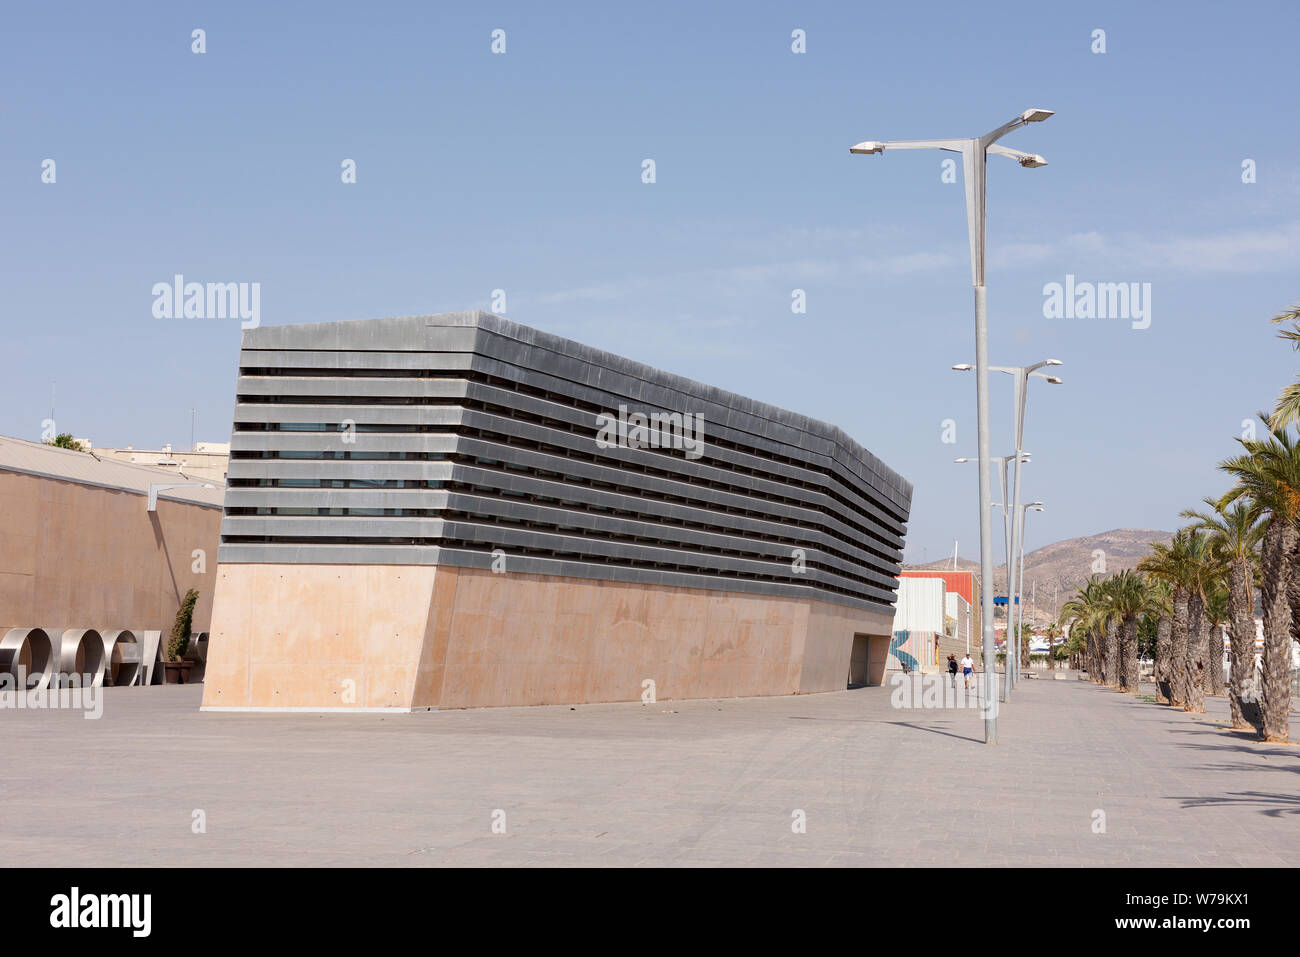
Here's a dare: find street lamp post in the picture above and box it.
[957,452,1029,700]
[855,109,1053,744]
[994,499,1044,676]
[956,361,1063,688]
[1013,502,1045,675]
[999,363,1061,688]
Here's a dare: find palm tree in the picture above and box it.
[1145,578,1172,702]
[1218,416,1300,743]
[1104,569,1155,693]
[1266,303,1300,431]
[1184,498,1261,727]
[1264,305,1300,698]
[1060,623,1086,670]
[1078,574,1122,686]
[1060,575,1117,684]
[1202,587,1229,695]
[1102,599,1121,686]
[1179,531,1222,715]
[1043,621,1063,670]
[1084,579,1106,681]
[1139,533,1194,707]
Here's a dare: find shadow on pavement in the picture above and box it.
[885,721,983,744]
[1172,790,1300,817]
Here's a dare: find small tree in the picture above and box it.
[46,433,85,451]
[167,589,199,662]
[1043,621,1063,669]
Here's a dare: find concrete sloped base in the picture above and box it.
[200,563,894,711]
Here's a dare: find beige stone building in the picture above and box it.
[0,435,224,641]
[76,440,230,483]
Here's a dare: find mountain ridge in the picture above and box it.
[904,528,1174,623]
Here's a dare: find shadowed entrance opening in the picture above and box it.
[848,634,870,688]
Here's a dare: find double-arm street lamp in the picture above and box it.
[1018,505,1045,663]
[995,500,1045,679]
[957,453,1029,700]
[956,360,1063,688]
[853,109,1053,744]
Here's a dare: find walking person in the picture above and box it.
[960,652,975,692]
[947,653,958,688]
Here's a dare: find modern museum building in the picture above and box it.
[201,311,912,711]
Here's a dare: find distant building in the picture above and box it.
[899,569,982,657]
[0,434,223,650]
[889,572,979,674]
[79,441,230,483]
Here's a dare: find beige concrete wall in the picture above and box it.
[801,600,894,693]
[0,470,221,639]
[867,635,891,685]
[201,562,898,711]
[202,564,439,709]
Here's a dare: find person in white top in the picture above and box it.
[960,653,975,691]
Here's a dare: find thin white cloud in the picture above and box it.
[527,221,1300,309]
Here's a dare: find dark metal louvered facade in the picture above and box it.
[218,312,912,614]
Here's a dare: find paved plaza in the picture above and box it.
[3,675,1297,866]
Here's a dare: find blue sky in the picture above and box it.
[4,0,1298,564]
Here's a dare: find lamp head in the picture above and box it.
[1017,154,1048,168]
[849,141,885,155]
[951,363,974,371]
[1021,108,1054,123]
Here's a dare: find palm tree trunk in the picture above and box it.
[1287,537,1300,647]
[1206,622,1227,696]
[1091,626,1102,682]
[1228,557,1254,730]
[1119,614,1140,692]
[1154,614,1172,704]
[1103,617,1119,686]
[1184,592,1207,713]
[1170,586,1189,707]
[1260,517,1296,743]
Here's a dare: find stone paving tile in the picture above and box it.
[1,678,1297,865]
